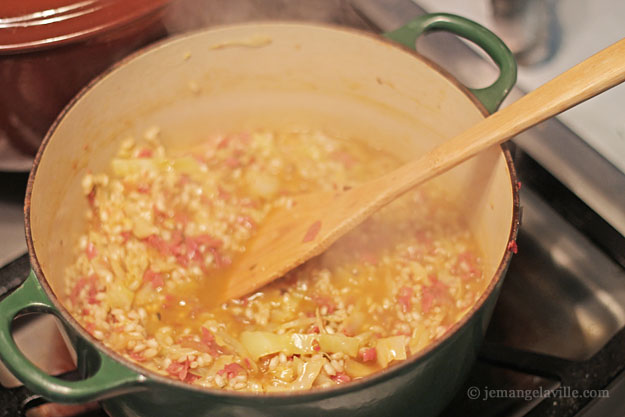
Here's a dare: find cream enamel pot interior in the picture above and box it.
[0,15,519,417]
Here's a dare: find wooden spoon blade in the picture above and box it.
[222,187,382,301]
[221,191,339,300]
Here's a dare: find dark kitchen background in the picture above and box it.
[1,0,625,416]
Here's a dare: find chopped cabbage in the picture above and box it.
[291,355,324,390]
[345,358,378,378]
[408,322,430,355]
[240,331,285,360]
[132,217,156,239]
[376,336,407,367]
[207,355,235,377]
[240,331,362,360]
[111,158,157,177]
[214,330,257,371]
[107,282,134,310]
[172,156,201,174]
[246,170,279,199]
[266,355,325,392]
[318,334,360,357]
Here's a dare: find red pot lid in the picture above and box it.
[0,0,170,53]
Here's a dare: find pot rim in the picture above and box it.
[24,20,520,402]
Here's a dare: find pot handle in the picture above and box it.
[385,13,517,114]
[0,271,146,403]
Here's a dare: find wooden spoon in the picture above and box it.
[219,37,625,302]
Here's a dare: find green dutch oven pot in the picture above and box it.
[0,14,519,417]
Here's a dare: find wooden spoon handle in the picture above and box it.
[366,37,625,210]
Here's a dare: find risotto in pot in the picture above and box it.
[65,128,486,392]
